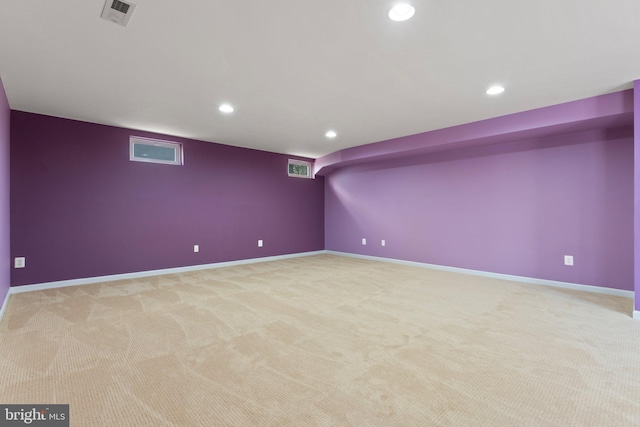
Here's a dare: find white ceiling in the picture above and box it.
[1,0,639,158]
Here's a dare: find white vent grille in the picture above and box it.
[101,0,136,26]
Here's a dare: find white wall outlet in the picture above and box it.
[194,245,199,253]
[564,255,574,266]
[362,238,367,245]
[14,257,25,268]
[381,240,386,247]
[258,240,263,247]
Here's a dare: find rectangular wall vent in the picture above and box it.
[130,137,183,166]
[101,0,136,27]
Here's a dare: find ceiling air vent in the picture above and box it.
[101,0,136,26]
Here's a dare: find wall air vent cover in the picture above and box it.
[101,0,136,26]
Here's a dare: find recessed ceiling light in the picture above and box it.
[219,104,234,113]
[325,130,337,139]
[389,3,415,21]
[486,86,505,95]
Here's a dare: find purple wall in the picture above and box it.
[326,127,634,290]
[635,80,640,311]
[10,111,324,286]
[0,78,10,305]
[316,90,633,176]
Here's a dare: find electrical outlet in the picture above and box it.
[14,257,25,268]
[362,238,367,245]
[194,245,199,253]
[564,255,574,266]
[258,240,263,247]
[381,240,386,247]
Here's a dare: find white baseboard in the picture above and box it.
[0,289,9,325]
[10,251,327,294]
[326,251,635,299]
[6,249,638,321]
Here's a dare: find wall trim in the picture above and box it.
[326,251,635,299]
[10,251,327,294]
[0,290,9,325]
[6,250,637,321]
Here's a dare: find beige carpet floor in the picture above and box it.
[0,254,639,426]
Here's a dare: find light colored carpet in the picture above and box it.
[0,254,639,426]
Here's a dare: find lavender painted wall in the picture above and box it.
[10,111,324,286]
[0,78,10,305]
[634,80,640,311]
[325,128,634,290]
[316,90,633,176]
